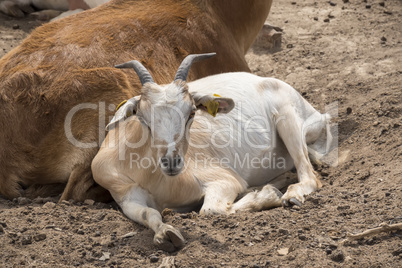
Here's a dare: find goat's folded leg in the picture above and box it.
[200,179,244,215]
[229,184,282,213]
[119,186,185,252]
[275,105,322,206]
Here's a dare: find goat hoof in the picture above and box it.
[281,197,302,207]
[281,199,289,207]
[154,224,185,252]
[289,197,302,207]
[166,229,185,248]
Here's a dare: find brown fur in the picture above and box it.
[0,0,273,201]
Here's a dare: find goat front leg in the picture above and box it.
[119,186,185,252]
[275,106,322,206]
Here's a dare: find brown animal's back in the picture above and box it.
[0,0,270,200]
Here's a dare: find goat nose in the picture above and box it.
[159,155,184,175]
[160,155,183,168]
[173,155,182,167]
[160,156,170,169]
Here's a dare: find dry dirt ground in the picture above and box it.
[0,0,401,267]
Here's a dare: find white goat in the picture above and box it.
[91,53,331,252]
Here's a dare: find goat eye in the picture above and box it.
[187,111,195,122]
[186,112,195,125]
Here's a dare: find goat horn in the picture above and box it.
[174,53,216,82]
[115,60,155,85]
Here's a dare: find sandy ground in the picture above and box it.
[0,0,401,267]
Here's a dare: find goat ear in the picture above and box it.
[106,96,140,131]
[192,93,234,117]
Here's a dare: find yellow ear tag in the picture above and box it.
[205,99,219,117]
[116,100,127,111]
[213,94,221,97]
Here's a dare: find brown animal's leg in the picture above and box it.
[24,183,66,199]
[59,165,111,202]
[0,1,24,17]
[0,0,35,18]
[275,105,322,206]
[251,23,283,52]
[30,10,63,21]
[0,174,22,199]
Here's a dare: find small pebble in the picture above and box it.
[43,202,56,209]
[12,24,20,30]
[150,255,159,263]
[99,252,111,261]
[366,4,371,9]
[34,233,47,242]
[314,17,318,21]
[326,248,332,255]
[287,44,294,48]
[84,199,95,206]
[329,1,337,6]
[33,197,45,204]
[379,2,385,7]
[299,234,307,241]
[17,197,30,205]
[330,250,345,262]
[346,107,352,114]
[21,236,32,245]
[277,247,289,256]
[60,200,70,206]
[381,36,387,42]
[385,192,391,197]
[324,18,330,23]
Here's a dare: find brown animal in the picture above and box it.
[0,0,274,202]
[0,0,108,20]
